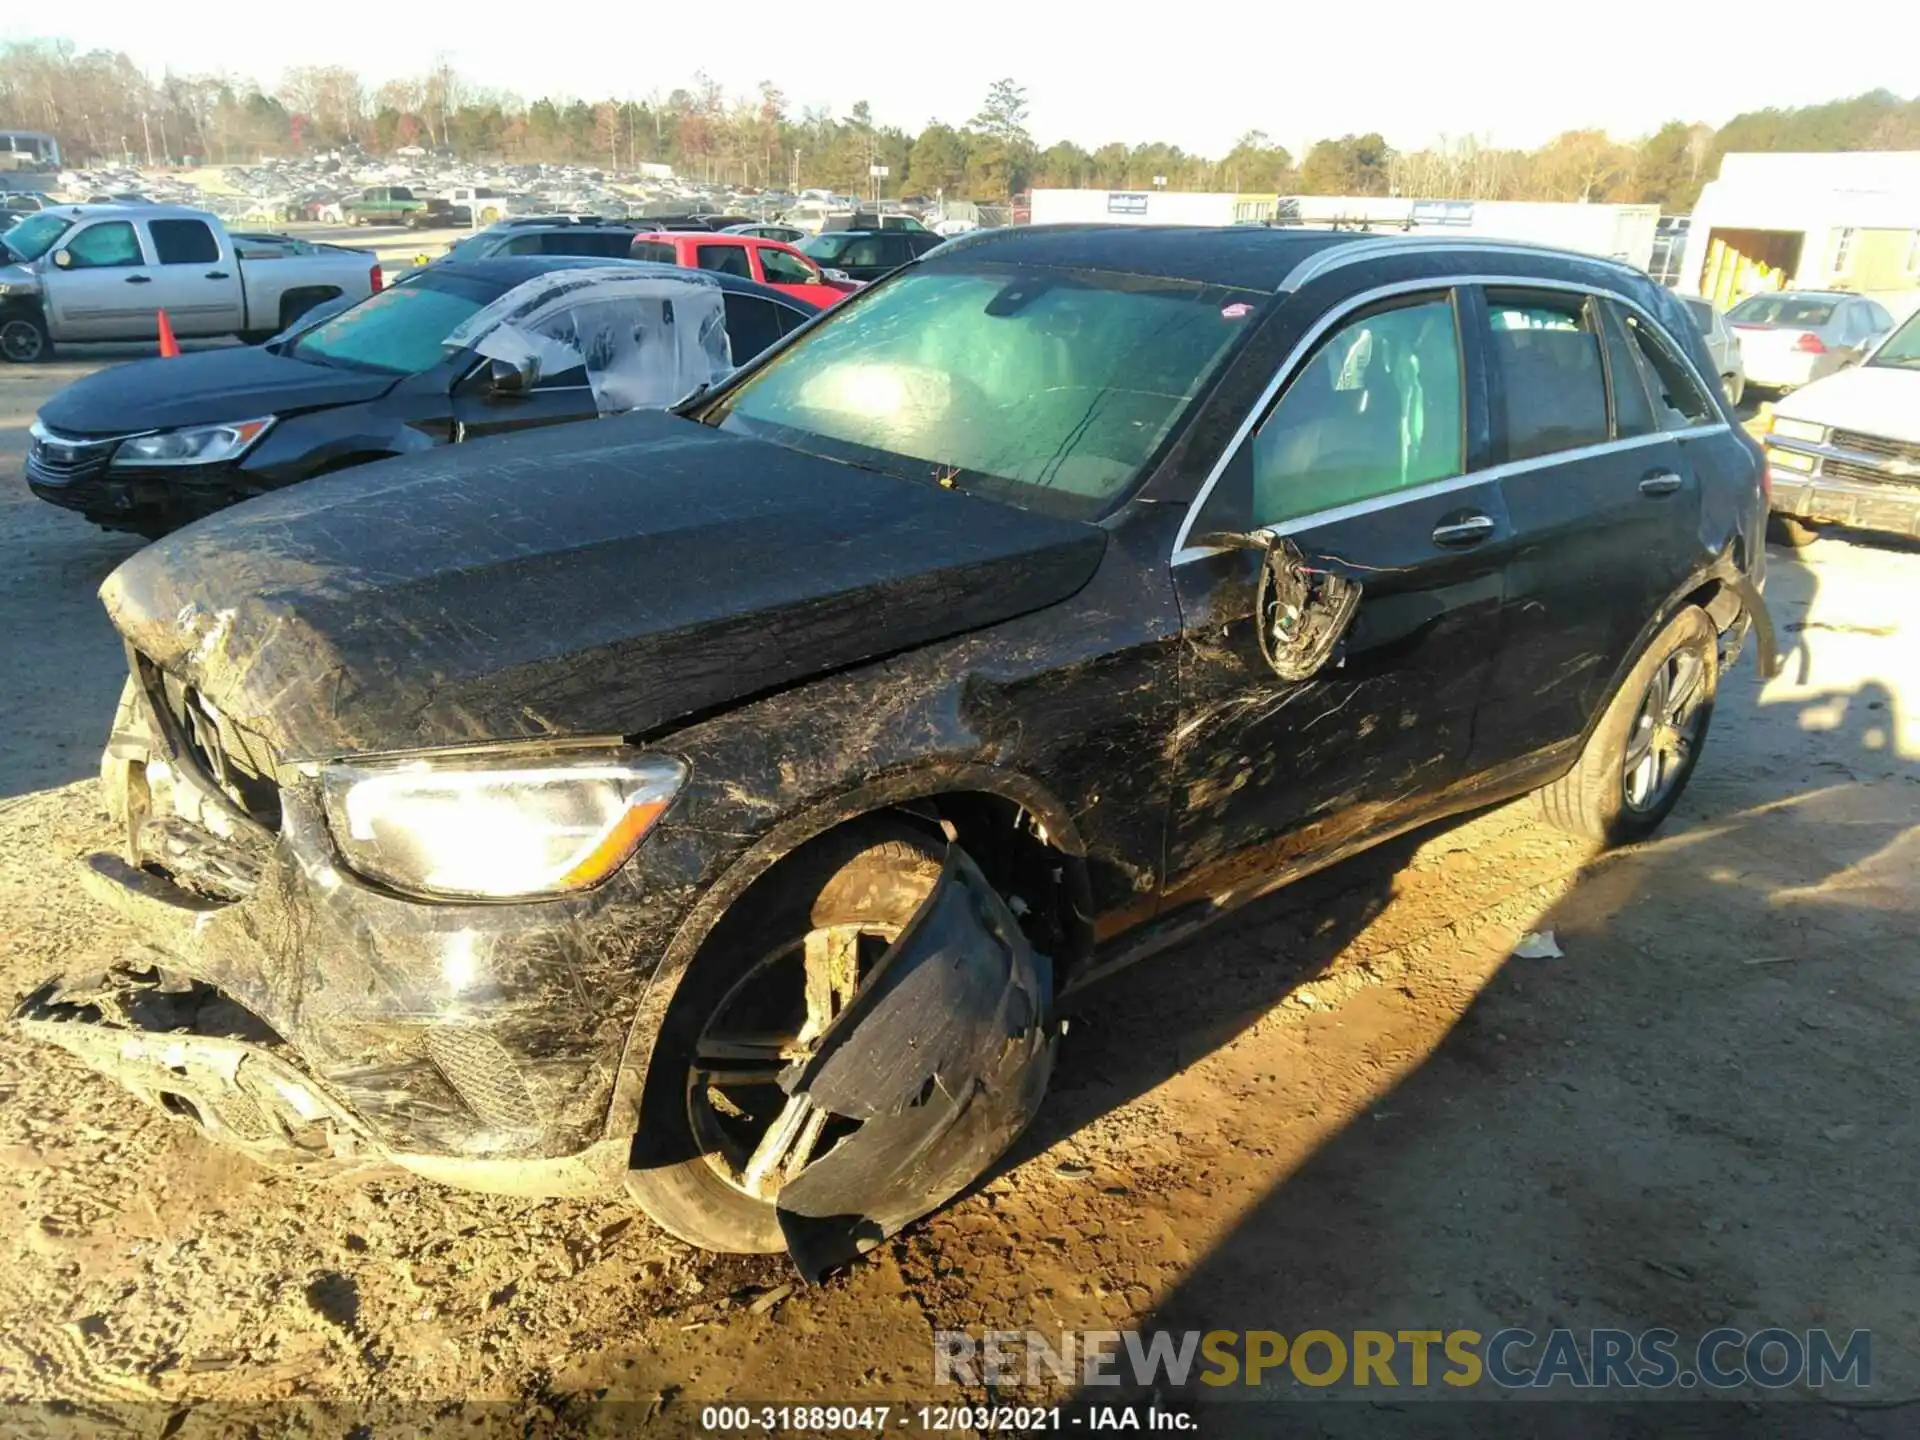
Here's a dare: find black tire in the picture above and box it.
[1768,513,1819,548]
[626,821,944,1253]
[0,310,52,363]
[1537,606,1718,846]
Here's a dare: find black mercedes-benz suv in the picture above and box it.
[17,225,1773,1280]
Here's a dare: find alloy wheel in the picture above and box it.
[1,319,44,363]
[686,923,899,1200]
[1622,646,1709,813]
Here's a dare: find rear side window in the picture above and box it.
[1251,294,1464,527]
[631,241,677,264]
[722,293,784,362]
[1485,291,1608,462]
[1619,309,1715,429]
[149,219,220,265]
[542,231,635,258]
[1727,295,1835,328]
[1597,303,1656,440]
[696,243,753,278]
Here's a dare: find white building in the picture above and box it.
[1678,152,1920,308]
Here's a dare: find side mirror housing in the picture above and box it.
[487,355,538,397]
[51,248,72,270]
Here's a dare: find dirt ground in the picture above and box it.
[1,350,1915,1434]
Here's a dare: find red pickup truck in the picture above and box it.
[629,232,857,309]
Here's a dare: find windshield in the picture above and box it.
[287,272,501,375]
[4,212,70,262]
[1727,295,1836,328]
[1868,309,1920,370]
[703,260,1261,519]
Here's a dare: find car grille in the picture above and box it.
[26,429,116,487]
[138,656,283,830]
[1830,429,1920,470]
[1823,458,1920,490]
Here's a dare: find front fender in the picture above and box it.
[603,744,1089,1145]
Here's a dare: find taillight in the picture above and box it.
[1792,331,1825,354]
[370,264,384,293]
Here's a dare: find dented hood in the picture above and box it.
[100,410,1107,759]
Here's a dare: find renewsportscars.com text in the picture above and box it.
[935,1327,1871,1391]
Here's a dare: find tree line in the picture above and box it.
[3,40,1918,210]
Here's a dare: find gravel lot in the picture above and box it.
[1,348,1915,1431]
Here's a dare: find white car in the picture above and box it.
[1726,290,1895,392]
[1759,306,1920,546]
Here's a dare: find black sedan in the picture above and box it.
[22,226,1773,1280]
[25,257,820,536]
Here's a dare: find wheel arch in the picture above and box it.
[602,761,1094,1145]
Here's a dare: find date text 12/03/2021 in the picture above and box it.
[700,1406,1192,1431]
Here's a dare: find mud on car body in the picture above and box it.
[17,226,1775,1278]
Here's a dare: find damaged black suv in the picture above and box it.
[19,226,1775,1279]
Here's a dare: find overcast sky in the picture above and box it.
[10,0,1919,156]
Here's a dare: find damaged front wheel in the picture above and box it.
[627,825,948,1256]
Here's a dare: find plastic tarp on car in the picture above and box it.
[444,266,733,415]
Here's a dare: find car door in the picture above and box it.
[1468,288,1710,772]
[1165,285,1514,896]
[141,217,244,336]
[46,219,154,339]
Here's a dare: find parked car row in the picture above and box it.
[15,225,1776,1282]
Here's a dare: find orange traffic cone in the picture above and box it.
[157,309,180,359]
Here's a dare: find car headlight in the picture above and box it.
[115,417,273,467]
[320,747,687,901]
[1770,417,1827,445]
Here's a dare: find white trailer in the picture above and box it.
[1029,189,1243,228]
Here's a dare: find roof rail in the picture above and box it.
[1279,233,1650,293]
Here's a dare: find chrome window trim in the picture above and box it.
[1168,272,1730,564]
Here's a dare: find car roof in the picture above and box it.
[427,255,818,308]
[911,224,1364,288]
[31,202,218,224]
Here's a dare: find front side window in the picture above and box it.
[286,274,496,375]
[758,247,817,285]
[1252,295,1463,527]
[149,219,220,265]
[65,221,144,268]
[705,260,1258,519]
[1485,291,1608,462]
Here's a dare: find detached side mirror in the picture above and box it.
[51,249,72,270]
[487,355,538,397]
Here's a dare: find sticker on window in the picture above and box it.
[1222,302,1252,319]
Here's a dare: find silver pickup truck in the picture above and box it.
[0,204,380,362]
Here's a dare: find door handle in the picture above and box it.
[204,270,230,279]
[1639,471,1684,497]
[124,275,152,284]
[1431,513,1496,547]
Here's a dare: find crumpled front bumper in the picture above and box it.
[10,673,688,1194]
